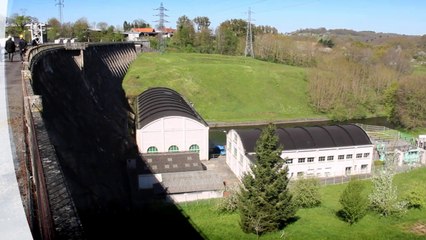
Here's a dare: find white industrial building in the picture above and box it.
[136,87,210,160]
[226,124,374,180]
[133,87,223,202]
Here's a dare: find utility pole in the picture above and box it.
[154,2,169,53]
[244,7,254,57]
[55,0,64,24]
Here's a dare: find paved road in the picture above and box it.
[0,57,33,239]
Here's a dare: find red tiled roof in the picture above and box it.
[131,28,155,33]
[161,27,175,33]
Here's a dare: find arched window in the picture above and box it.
[147,146,158,153]
[189,144,200,153]
[168,145,179,152]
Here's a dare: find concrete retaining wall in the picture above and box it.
[25,43,138,239]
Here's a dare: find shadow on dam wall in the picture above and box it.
[29,44,204,239]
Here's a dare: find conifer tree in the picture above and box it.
[238,123,296,235]
[339,179,368,224]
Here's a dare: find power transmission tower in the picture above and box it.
[245,7,254,57]
[55,0,64,24]
[154,2,169,53]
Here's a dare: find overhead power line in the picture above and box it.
[245,7,254,57]
[55,0,64,24]
[154,2,169,53]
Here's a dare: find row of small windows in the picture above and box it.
[286,153,371,164]
[290,164,369,177]
[146,144,200,153]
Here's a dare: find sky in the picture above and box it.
[5,0,426,36]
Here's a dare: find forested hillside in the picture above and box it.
[138,17,426,128]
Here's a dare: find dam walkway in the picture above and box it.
[0,57,33,238]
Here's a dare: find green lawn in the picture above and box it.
[177,167,426,240]
[123,52,325,122]
[413,65,426,76]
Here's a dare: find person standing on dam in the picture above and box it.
[31,37,39,46]
[18,35,27,62]
[5,36,16,62]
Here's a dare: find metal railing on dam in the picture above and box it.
[22,42,137,239]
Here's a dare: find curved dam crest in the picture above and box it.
[28,43,139,238]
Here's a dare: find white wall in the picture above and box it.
[136,116,209,160]
[282,146,373,179]
[165,191,223,203]
[226,129,374,181]
[225,130,253,180]
[127,32,141,41]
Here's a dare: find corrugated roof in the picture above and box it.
[153,171,224,194]
[140,152,204,174]
[237,124,372,153]
[136,87,208,129]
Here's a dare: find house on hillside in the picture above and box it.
[226,124,374,180]
[125,28,157,41]
[158,27,175,38]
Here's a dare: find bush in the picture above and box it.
[291,178,321,208]
[404,186,426,209]
[338,180,368,224]
[216,185,239,213]
[369,170,407,216]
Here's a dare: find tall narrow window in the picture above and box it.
[189,144,200,153]
[168,145,179,152]
[147,146,158,153]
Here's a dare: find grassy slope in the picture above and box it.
[178,167,426,240]
[123,52,325,122]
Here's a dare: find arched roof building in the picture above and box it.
[136,87,209,160]
[226,124,374,180]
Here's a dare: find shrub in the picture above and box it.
[291,178,321,208]
[216,185,239,213]
[338,180,368,224]
[404,186,426,209]
[369,170,407,216]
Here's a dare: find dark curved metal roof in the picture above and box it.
[235,128,262,154]
[236,124,372,153]
[137,87,208,129]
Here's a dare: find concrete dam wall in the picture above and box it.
[28,43,138,239]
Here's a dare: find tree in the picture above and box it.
[47,18,61,41]
[338,179,368,224]
[215,19,248,55]
[318,36,335,48]
[73,18,90,42]
[394,75,426,129]
[291,178,321,208]
[132,19,150,28]
[173,15,195,50]
[97,22,109,31]
[369,169,407,216]
[193,16,210,31]
[255,25,278,35]
[194,27,213,53]
[383,81,399,125]
[238,123,296,236]
[123,21,131,31]
[6,13,34,36]
[61,22,73,38]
